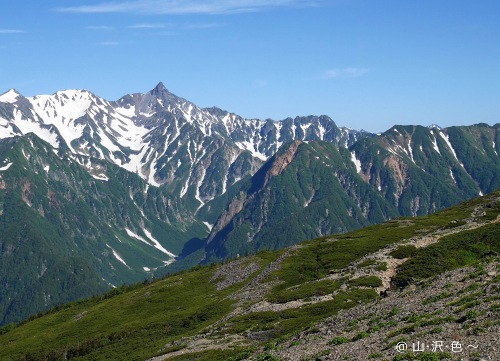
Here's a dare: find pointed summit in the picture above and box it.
[148,81,188,108]
[151,82,168,96]
[0,88,22,104]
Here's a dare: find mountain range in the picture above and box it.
[0,83,498,325]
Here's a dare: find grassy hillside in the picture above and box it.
[0,191,498,360]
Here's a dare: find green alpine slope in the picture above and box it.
[0,191,497,361]
[0,135,206,325]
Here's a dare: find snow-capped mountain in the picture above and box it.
[0,83,498,326]
[0,82,366,210]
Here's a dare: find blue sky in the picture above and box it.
[1,0,499,132]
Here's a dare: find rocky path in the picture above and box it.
[149,203,499,361]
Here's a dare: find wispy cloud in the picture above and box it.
[150,31,176,36]
[0,29,25,34]
[55,0,322,15]
[184,22,225,29]
[324,67,369,79]
[128,23,171,29]
[86,25,114,30]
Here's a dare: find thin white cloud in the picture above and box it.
[55,0,322,15]
[324,67,368,79]
[184,22,225,29]
[128,23,171,29]
[150,31,176,36]
[86,25,114,30]
[0,29,25,34]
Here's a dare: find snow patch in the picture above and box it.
[142,228,176,258]
[235,140,267,161]
[28,91,92,152]
[449,169,456,184]
[180,175,190,198]
[125,228,152,246]
[0,89,21,103]
[303,192,314,208]
[91,174,109,181]
[407,140,415,164]
[106,244,129,267]
[0,120,17,139]
[102,278,117,288]
[300,123,312,137]
[0,162,13,171]
[317,123,326,140]
[439,131,464,167]
[163,259,176,266]
[430,132,440,154]
[115,105,136,118]
[194,167,206,212]
[147,154,161,187]
[350,151,362,173]
[274,121,283,149]
[13,111,60,149]
[22,148,30,160]
[202,221,213,231]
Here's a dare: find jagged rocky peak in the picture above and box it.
[115,81,191,116]
[151,81,168,96]
[149,81,189,107]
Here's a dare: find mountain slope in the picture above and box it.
[199,124,499,261]
[0,191,497,361]
[201,140,397,261]
[0,134,205,325]
[0,84,498,326]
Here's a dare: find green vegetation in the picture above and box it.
[168,347,256,361]
[329,336,350,345]
[0,136,208,326]
[390,245,418,259]
[377,262,388,271]
[0,190,497,360]
[394,223,500,287]
[353,331,370,340]
[226,288,378,340]
[358,259,377,267]
[0,265,237,360]
[267,279,343,303]
[349,276,383,288]
[1,125,498,329]
[422,291,453,305]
